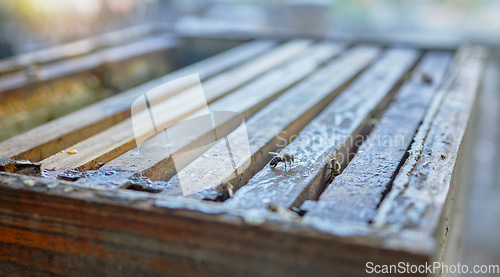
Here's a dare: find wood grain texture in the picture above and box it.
[226,48,420,212]
[373,46,486,237]
[39,41,311,178]
[101,42,345,182]
[163,45,382,199]
[304,52,453,224]
[0,40,276,162]
[0,172,431,277]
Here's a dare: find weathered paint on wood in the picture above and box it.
[226,48,420,212]
[373,46,486,237]
[101,42,345,182]
[303,52,453,224]
[39,41,311,177]
[164,45,382,199]
[0,40,276,161]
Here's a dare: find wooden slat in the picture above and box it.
[0,35,176,95]
[100,42,346,182]
[303,52,452,224]
[225,48,420,211]
[163,45,382,199]
[0,40,275,162]
[38,35,175,83]
[372,46,486,237]
[192,40,311,103]
[0,24,160,76]
[40,40,311,178]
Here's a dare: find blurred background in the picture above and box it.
[0,0,499,274]
[2,0,500,57]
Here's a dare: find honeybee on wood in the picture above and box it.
[414,71,433,84]
[216,182,234,201]
[421,73,433,84]
[269,152,295,170]
[267,203,300,221]
[327,158,341,182]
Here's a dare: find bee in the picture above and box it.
[267,203,300,221]
[421,73,433,84]
[269,152,295,170]
[216,182,234,201]
[327,158,341,182]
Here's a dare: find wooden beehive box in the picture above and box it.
[0,35,486,276]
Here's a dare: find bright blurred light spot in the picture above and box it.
[108,0,135,13]
[36,0,71,14]
[73,0,101,16]
[18,0,100,16]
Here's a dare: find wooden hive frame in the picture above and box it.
[0,37,487,276]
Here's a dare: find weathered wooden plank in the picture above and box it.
[372,46,486,237]
[0,171,431,277]
[40,35,175,83]
[0,35,176,95]
[193,40,312,102]
[225,48,420,212]
[0,35,175,100]
[0,24,160,76]
[303,52,452,224]
[100,42,346,182]
[0,35,178,141]
[0,40,276,161]
[163,45,382,199]
[40,41,311,178]
[434,98,476,271]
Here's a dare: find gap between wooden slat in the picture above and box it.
[100,42,347,182]
[0,40,276,162]
[39,40,311,178]
[225,47,420,212]
[372,46,487,236]
[303,52,453,225]
[162,45,382,199]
